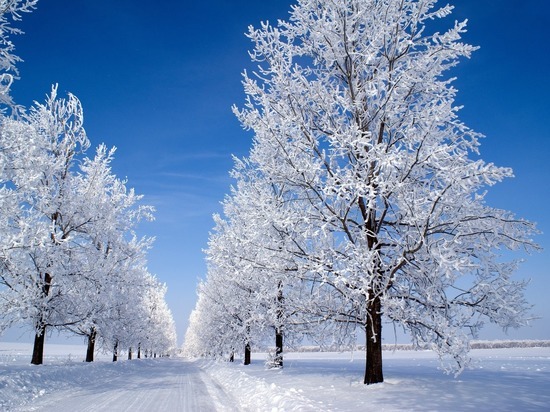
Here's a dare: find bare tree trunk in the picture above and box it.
[229,352,234,362]
[274,328,283,368]
[364,295,383,384]
[112,341,118,362]
[359,195,384,384]
[272,283,284,368]
[244,341,251,365]
[137,343,141,359]
[128,347,132,360]
[31,324,46,365]
[31,273,52,365]
[86,328,97,362]
[244,324,251,365]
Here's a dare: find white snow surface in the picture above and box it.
[1,343,549,411]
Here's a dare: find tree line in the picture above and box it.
[184,0,539,385]
[0,1,177,364]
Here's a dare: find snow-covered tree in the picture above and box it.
[204,172,294,366]
[0,1,176,365]
[61,144,155,362]
[0,0,37,110]
[195,161,355,366]
[140,281,178,357]
[0,4,39,319]
[0,87,94,364]
[230,0,539,384]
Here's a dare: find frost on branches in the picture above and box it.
[0,3,177,363]
[0,0,37,110]
[189,0,539,385]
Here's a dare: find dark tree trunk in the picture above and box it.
[31,324,46,365]
[137,343,141,359]
[31,273,52,366]
[273,283,284,368]
[244,341,251,365]
[358,194,384,384]
[112,341,118,362]
[128,347,132,360]
[229,352,234,362]
[274,328,283,368]
[86,328,97,362]
[364,295,383,385]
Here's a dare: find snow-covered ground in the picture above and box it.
[1,343,549,411]
[201,348,550,411]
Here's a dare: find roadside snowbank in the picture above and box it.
[0,343,129,411]
[199,359,324,411]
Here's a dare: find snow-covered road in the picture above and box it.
[14,359,239,412]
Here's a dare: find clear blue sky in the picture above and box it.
[7,0,549,345]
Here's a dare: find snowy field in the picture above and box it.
[1,343,549,411]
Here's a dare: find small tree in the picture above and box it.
[233,0,539,384]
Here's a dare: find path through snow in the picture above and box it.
[13,358,239,412]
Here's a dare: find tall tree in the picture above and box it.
[232,0,539,384]
[0,87,93,364]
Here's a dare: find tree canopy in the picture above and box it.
[187,0,539,384]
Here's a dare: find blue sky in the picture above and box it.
[7,0,550,345]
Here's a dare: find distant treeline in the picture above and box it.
[282,340,550,353]
[468,340,550,349]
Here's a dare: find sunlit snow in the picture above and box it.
[1,343,548,411]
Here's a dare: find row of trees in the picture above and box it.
[184,0,538,384]
[0,1,177,363]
